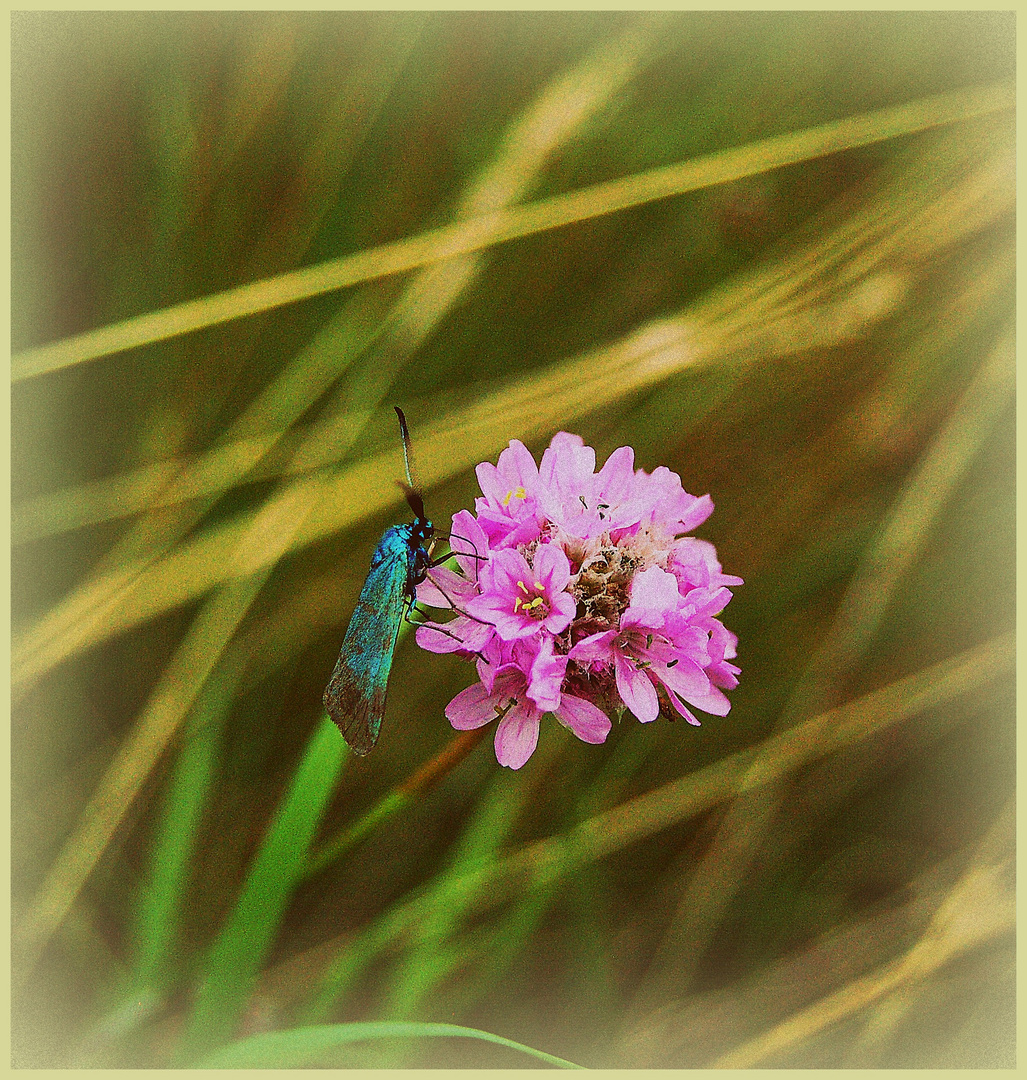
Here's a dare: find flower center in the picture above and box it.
[513,579,549,619]
[571,546,640,625]
[493,696,519,720]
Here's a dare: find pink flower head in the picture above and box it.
[418,432,741,768]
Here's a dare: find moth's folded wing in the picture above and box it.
[323,555,408,755]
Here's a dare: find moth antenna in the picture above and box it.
[397,480,426,523]
[394,406,418,490]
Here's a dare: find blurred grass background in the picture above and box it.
[10,10,1014,1069]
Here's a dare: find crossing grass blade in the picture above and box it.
[10,80,1011,384]
[11,82,1013,546]
[15,486,320,977]
[621,322,1014,1016]
[300,631,1012,1025]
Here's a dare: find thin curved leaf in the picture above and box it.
[192,1021,585,1069]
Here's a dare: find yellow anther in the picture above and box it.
[501,486,527,507]
[517,580,531,594]
[533,581,544,591]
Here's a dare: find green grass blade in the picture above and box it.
[303,635,1011,1025]
[191,1021,585,1069]
[381,771,527,1016]
[15,573,272,980]
[175,715,348,1062]
[301,768,527,1029]
[128,652,244,995]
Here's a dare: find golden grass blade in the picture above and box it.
[14,484,320,977]
[710,800,1015,1068]
[623,321,1014,1016]
[279,13,660,493]
[541,634,1013,874]
[15,111,1012,551]
[11,80,1011,383]
[808,323,1014,678]
[13,437,280,545]
[11,122,1012,693]
[16,201,1015,549]
[12,99,1010,552]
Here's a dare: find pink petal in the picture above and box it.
[496,439,540,491]
[475,461,507,508]
[615,652,659,723]
[416,621,471,654]
[670,537,716,588]
[677,493,714,533]
[476,638,511,691]
[555,695,612,744]
[710,622,739,662]
[451,617,496,653]
[526,639,568,712]
[445,682,498,730]
[502,517,548,550]
[418,566,475,609]
[683,682,732,716]
[494,703,540,769]
[664,620,712,666]
[689,586,733,619]
[543,589,576,635]
[475,506,520,547]
[655,657,709,700]
[666,693,703,726]
[604,497,645,532]
[487,547,533,592]
[708,660,740,691]
[533,541,572,593]
[567,629,617,663]
[509,636,542,670]
[627,566,682,627]
[448,509,489,577]
[539,432,592,492]
[594,445,635,504]
[471,605,540,641]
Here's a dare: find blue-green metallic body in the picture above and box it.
[323,520,432,755]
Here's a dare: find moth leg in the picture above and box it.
[433,533,487,585]
[404,602,434,626]
[406,603,488,661]
[423,570,493,628]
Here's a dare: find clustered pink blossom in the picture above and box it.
[416,433,741,769]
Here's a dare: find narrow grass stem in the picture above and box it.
[305,727,488,878]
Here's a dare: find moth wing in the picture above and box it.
[323,549,411,755]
